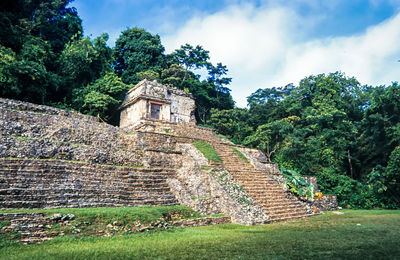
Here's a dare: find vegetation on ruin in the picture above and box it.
[281,168,316,200]
[193,141,222,163]
[232,147,250,163]
[1,210,399,259]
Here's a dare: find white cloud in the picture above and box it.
[163,3,400,107]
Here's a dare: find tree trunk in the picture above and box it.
[348,149,354,179]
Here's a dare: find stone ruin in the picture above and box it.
[0,79,337,243]
[120,79,196,128]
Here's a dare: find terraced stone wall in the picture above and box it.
[0,159,178,209]
[0,98,182,209]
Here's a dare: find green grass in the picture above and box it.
[193,141,222,163]
[218,134,231,142]
[232,147,250,163]
[1,210,399,259]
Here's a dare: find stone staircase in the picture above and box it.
[0,159,178,209]
[212,143,316,222]
[139,121,318,222]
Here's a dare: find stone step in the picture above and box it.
[20,236,54,244]
[238,180,277,184]
[256,200,302,207]
[0,198,179,210]
[0,174,174,182]
[0,177,171,185]
[0,167,174,176]
[0,192,177,201]
[243,191,288,197]
[9,225,49,232]
[248,193,289,199]
[0,183,171,191]
[268,212,317,222]
[0,162,175,173]
[262,206,307,215]
[242,187,283,192]
[228,170,266,175]
[0,190,174,200]
[9,219,50,225]
[242,186,283,191]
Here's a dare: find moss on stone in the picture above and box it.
[192,141,222,163]
[232,147,249,163]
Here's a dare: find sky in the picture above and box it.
[71,0,400,107]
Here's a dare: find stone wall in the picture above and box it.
[0,159,178,209]
[131,119,226,144]
[120,80,195,127]
[313,195,338,211]
[0,99,183,168]
[0,98,98,122]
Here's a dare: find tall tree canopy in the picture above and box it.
[113,27,166,84]
[0,0,83,104]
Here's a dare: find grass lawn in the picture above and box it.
[1,210,399,259]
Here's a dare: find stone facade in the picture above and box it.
[120,80,195,128]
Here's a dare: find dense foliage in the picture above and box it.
[208,73,399,209]
[0,1,398,209]
[0,0,234,123]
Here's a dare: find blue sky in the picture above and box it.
[72,0,400,107]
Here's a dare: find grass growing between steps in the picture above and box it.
[232,147,250,163]
[1,210,399,259]
[193,141,222,163]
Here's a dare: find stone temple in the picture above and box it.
[0,79,338,243]
[120,79,196,128]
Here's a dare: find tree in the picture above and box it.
[57,33,113,103]
[209,108,252,143]
[207,62,232,102]
[0,0,83,105]
[358,83,400,177]
[167,44,234,123]
[168,44,211,81]
[114,27,166,84]
[0,0,82,53]
[73,72,130,122]
[0,45,19,97]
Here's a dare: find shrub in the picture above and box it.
[281,168,315,199]
[316,168,378,209]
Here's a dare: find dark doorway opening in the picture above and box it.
[151,103,161,119]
